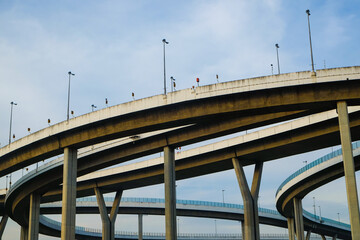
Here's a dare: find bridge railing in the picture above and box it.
[276,141,360,195]
[303,209,350,229]
[76,197,280,216]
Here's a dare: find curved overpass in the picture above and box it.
[3,108,359,239]
[2,66,360,239]
[1,67,360,177]
[38,197,349,239]
[276,141,360,238]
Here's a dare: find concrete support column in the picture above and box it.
[138,214,143,240]
[95,187,111,240]
[337,101,360,240]
[287,218,295,240]
[232,158,255,240]
[20,226,28,240]
[0,215,8,239]
[241,221,245,240]
[305,230,312,240]
[164,146,177,240]
[95,188,123,240]
[321,235,326,240]
[250,162,263,240]
[28,193,40,240]
[109,190,122,240]
[61,147,77,240]
[293,198,305,240]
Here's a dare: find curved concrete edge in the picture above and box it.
[2,66,360,156]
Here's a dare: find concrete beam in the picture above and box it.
[293,198,304,240]
[28,193,40,240]
[232,158,255,240]
[0,215,8,239]
[337,101,360,240]
[61,147,77,240]
[164,146,177,240]
[287,218,295,240]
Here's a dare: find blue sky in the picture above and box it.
[0,0,360,239]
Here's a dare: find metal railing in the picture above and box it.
[276,141,360,195]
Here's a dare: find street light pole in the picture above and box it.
[306,9,315,72]
[275,44,280,74]
[67,71,75,121]
[162,39,169,95]
[170,76,175,92]
[9,101,17,145]
[318,205,322,222]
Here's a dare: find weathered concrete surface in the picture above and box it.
[1,67,360,177]
[164,146,177,240]
[28,193,40,240]
[293,198,305,240]
[337,101,360,240]
[287,218,295,240]
[61,148,77,240]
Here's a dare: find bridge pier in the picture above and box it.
[20,226,28,240]
[0,215,8,239]
[28,193,40,240]
[232,158,263,240]
[293,198,304,240]
[138,214,143,240]
[61,147,77,240]
[94,188,123,240]
[164,146,177,240]
[337,101,360,240]
[287,218,295,240]
[305,230,312,240]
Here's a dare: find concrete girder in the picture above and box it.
[2,79,360,177]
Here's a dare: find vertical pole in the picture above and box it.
[293,198,305,240]
[337,101,360,239]
[287,218,295,240]
[61,148,77,240]
[94,187,111,240]
[164,146,177,240]
[0,215,8,239]
[306,10,315,72]
[28,193,40,240]
[138,214,143,240]
[232,158,255,240]
[67,73,71,121]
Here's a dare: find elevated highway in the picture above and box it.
[1,66,360,240]
[276,141,360,239]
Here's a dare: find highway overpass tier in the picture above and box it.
[5,108,360,229]
[1,67,360,177]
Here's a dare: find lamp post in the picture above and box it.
[271,64,274,75]
[313,197,317,219]
[67,71,75,121]
[9,101,17,145]
[91,104,97,112]
[214,220,217,236]
[318,205,322,222]
[275,44,280,74]
[306,9,315,72]
[162,39,169,95]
